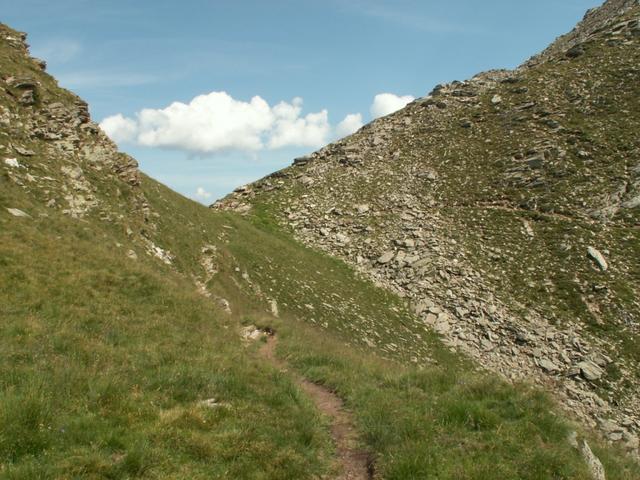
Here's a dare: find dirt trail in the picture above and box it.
[259,333,372,480]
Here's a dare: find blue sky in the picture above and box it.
[4,0,601,202]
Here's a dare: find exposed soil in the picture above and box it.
[259,333,372,480]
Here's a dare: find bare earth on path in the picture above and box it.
[259,334,372,480]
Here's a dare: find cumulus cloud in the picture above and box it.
[268,98,330,149]
[100,90,420,154]
[335,113,363,138]
[100,92,332,154]
[195,187,212,200]
[100,114,138,143]
[370,93,415,119]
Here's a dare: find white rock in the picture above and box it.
[7,208,30,218]
[241,325,264,341]
[217,298,232,314]
[577,360,604,381]
[377,251,395,264]
[587,247,608,271]
[199,398,228,408]
[270,299,279,317]
[580,440,606,480]
[335,233,350,244]
[4,158,19,168]
[538,358,559,372]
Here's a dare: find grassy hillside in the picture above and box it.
[219,0,640,450]
[1,12,640,480]
[3,170,639,478]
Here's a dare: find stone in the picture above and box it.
[623,431,639,450]
[199,398,228,408]
[270,299,279,317]
[4,157,19,168]
[413,301,429,315]
[522,220,534,237]
[539,358,559,372]
[335,233,350,244]
[480,338,494,351]
[568,431,579,449]
[377,251,395,264]
[126,250,138,260]
[515,330,533,344]
[491,94,502,105]
[434,319,451,334]
[577,360,604,381]
[299,175,314,186]
[424,313,438,325]
[356,204,370,214]
[622,195,640,209]
[525,154,544,169]
[598,418,622,435]
[9,78,37,89]
[61,165,83,180]
[580,440,606,480]
[566,44,585,58]
[293,155,310,166]
[33,58,46,70]
[19,90,35,105]
[217,298,232,314]
[587,247,608,272]
[14,146,34,156]
[6,208,30,218]
[241,325,264,341]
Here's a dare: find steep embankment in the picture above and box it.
[217,0,640,455]
[1,8,639,480]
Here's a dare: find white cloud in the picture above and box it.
[195,187,212,200]
[370,93,415,119]
[100,92,332,154]
[100,114,138,143]
[335,113,363,138]
[267,98,330,149]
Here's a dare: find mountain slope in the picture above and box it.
[217,0,640,455]
[1,6,640,480]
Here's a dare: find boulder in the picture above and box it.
[377,251,395,264]
[6,208,30,218]
[577,360,604,381]
[587,247,608,271]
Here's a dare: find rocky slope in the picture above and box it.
[4,6,640,477]
[216,0,640,454]
[0,25,185,269]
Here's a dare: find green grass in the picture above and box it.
[1,20,639,479]
[259,319,640,479]
[1,164,638,477]
[0,207,332,479]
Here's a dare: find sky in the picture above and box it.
[3,0,601,203]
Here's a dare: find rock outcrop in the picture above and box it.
[0,23,171,263]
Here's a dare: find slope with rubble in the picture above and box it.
[217,0,640,454]
[2,2,640,478]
